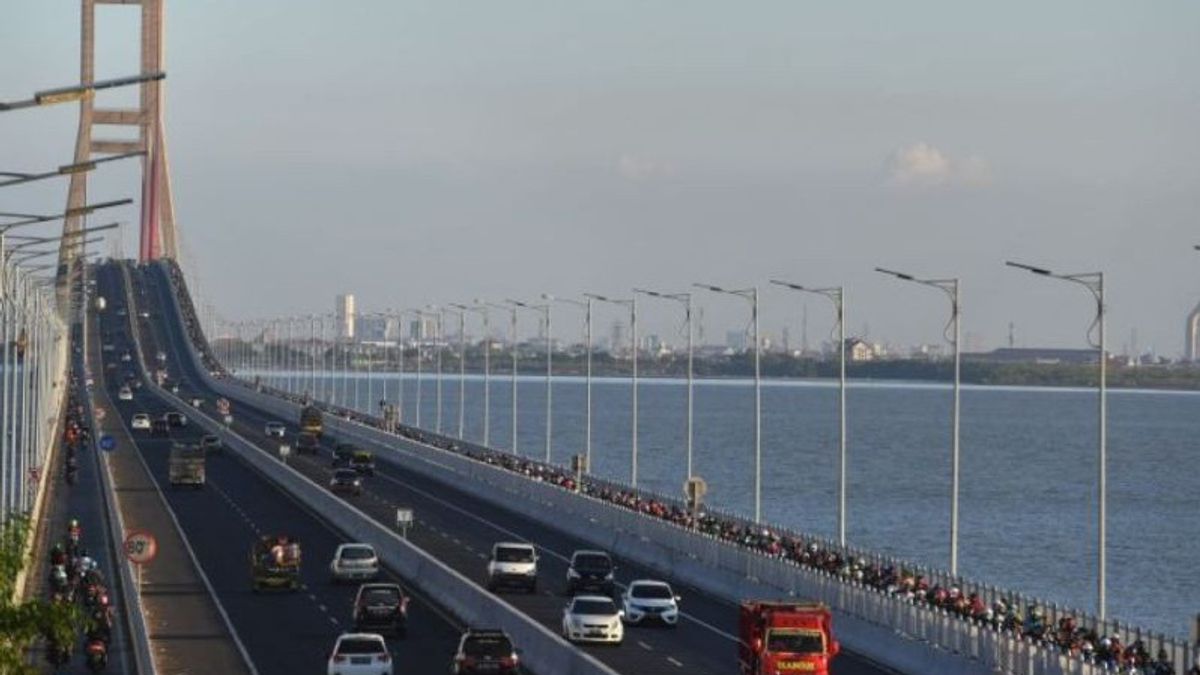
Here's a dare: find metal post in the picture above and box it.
[1097,274,1107,620]
[545,304,552,463]
[458,310,466,439]
[397,312,406,425]
[1006,261,1105,616]
[695,283,761,521]
[482,306,491,446]
[584,299,592,471]
[751,287,760,523]
[510,307,518,453]
[875,268,960,572]
[435,309,443,433]
[837,291,846,546]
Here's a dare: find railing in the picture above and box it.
[158,258,1198,675]
[1,244,70,607]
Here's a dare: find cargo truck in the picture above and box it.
[299,405,323,437]
[168,444,206,488]
[738,601,839,675]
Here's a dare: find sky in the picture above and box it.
[3,1,1199,355]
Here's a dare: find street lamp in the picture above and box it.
[544,294,592,473]
[876,267,961,575]
[1006,260,1107,619]
[634,288,695,482]
[586,293,638,487]
[0,71,166,112]
[424,306,445,434]
[0,150,143,188]
[694,283,761,522]
[456,302,492,446]
[444,305,468,439]
[772,279,847,546]
[0,198,132,231]
[487,302,519,454]
[510,299,552,463]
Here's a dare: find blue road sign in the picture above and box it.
[99,435,117,452]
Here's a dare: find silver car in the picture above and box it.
[329,543,380,583]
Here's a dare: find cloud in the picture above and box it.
[616,153,674,181]
[883,142,991,188]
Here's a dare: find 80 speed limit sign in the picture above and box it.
[124,531,158,565]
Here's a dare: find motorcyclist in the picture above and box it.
[84,636,108,672]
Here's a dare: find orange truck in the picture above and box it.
[738,601,840,675]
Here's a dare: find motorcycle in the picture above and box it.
[85,637,108,672]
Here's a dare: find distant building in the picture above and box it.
[967,347,1103,364]
[336,294,355,340]
[610,321,625,352]
[726,330,747,352]
[357,315,398,343]
[844,337,876,362]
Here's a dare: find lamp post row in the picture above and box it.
[219,261,1112,619]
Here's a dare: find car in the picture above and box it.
[296,432,320,455]
[150,419,170,437]
[264,421,286,438]
[200,434,222,453]
[450,629,520,674]
[131,413,151,430]
[330,469,363,496]
[120,352,132,362]
[117,386,133,401]
[620,579,681,627]
[156,351,167,362]
[332,442,358,464]
[164,412,187,427]
[566,550,615,596]
[329,543,379,583]
[561,595,624,644]
[326,633,392,675]
[352,583,408,637]
[350,452,375,477]
[486,542,538,593]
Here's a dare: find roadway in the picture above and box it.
[134,260,897,675]
[20,327,133,673]
[94,262,466,675]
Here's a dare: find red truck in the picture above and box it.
[738,601,840,675]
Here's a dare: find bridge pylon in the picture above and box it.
[57,0,179,312]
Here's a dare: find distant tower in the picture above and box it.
[58,0,178,308]
[1187,303,1200,361]
[336,294,356,340]
[801,304,809,354]
[1008,322,1015,348]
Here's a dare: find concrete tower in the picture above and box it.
[58,0,179,305]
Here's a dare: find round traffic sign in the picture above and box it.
[124,531,158,565]
[99,435,117,452]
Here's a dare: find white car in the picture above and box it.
[561,595,624,644]
[326,632,392,675]
[120,352,132,362]
[131,413,151,430]
[264,421,286,438]
[486,542,538,593]
[117,386,133,401]
[621,579,681,627]
[329,543,380,583]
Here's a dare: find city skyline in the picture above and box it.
[3,2,1198,354]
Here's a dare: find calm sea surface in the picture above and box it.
[254,370,1199,637]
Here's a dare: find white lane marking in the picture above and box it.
[638,641,653,651]
[667,656,684,667]
[371,466,742,643]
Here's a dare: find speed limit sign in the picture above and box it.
[124,531,158,565]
